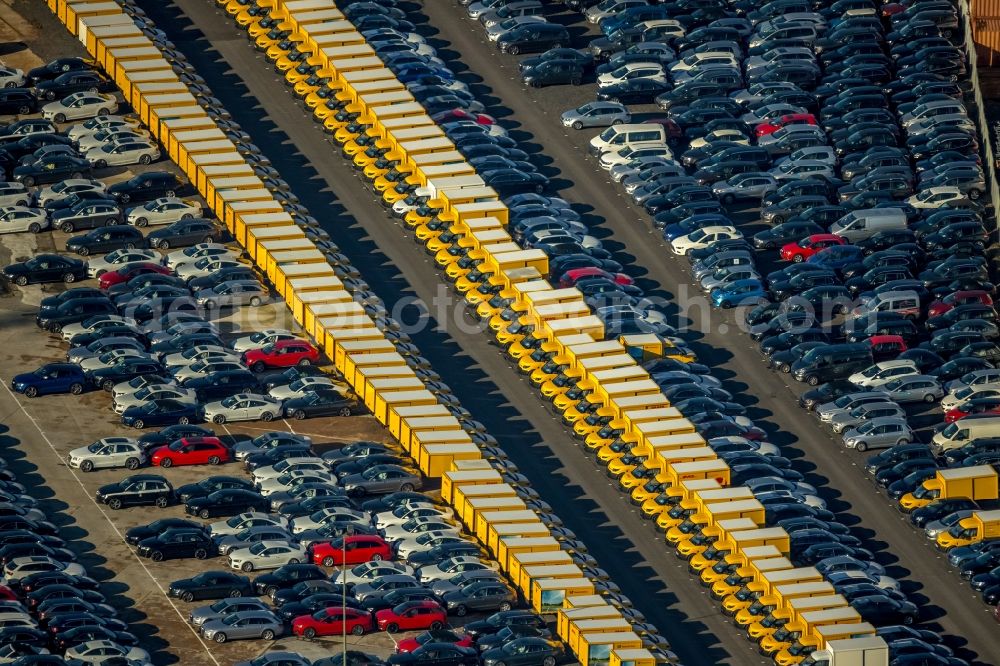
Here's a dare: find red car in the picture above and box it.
[292,607,373,638]
[98,262,172,289]
[0,585,15,601]
[755,113,817,137]
[242,339,321,372]
[151,436,229,468]
[309,535,393,566]
[396,628,474,653]
[944,399,1000,423]
[867,335,907,362]
[431,109,496,126]
[557,267,634,288]
[779,234,846,262]
[375,600,447,633]
[928,290,993,318]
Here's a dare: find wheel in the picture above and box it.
[338,407,352,417]
[249,296,262,307]
[400,483,414,492]
[136,218,148,227]
[287,558,299,565]
[108,498,122,510]
[53,112,66,123]
[97,108,109,116]
[159,240,171,249]
[23,386,37,398]
[293,410,306,420]
[125,457,140,470]
[132,419,145,429]
[792,254,803,263]
[261,411,274,422]
[124,242,136,250]
[182,591,194,602]
[94,160,107,169]
[807,375,819,386]
[63,272,76,283]
[105,218,117,227]
[719,300,732,308]
[495,660,506,666]
[70,171,82,179]
[150,551,164,562]
[530,80,542,88]
[102,379,115,391]
[195,548,208,559]
[166,190,176,197]
[508,45,520,55]
[155,496,169,508]
[214,633,227,643]
[208,455,222,465]
[252,361,266,372]
[454,604,468,617]
[570,76,582,86]
[20,177,33,187]
[28,222,40,233]
[924,393,936,403]
[297,358,311,366]
[242,561,254,572]
[203,235,215,243]
[897,439,908,446]
[572,121,583,130]
[371,553,383,561]
[352,624,365,636]
[499,601,512,611]
[14,275,27,286]
[228,588,242,597]
[543,658,556,666]
[139,154,152,165]
[903,615,914,625]
[304,627,317,639]
[386,623,399,633]
[159,456,172,467]
[322,556,335,566]
[77,246,89,256]
[855,441,868,452]
[779,364,790,373]
[213,414,227,424]
[722,194,735,205]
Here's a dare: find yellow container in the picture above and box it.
[487,522,550,557]
[418,443,481,479]
[496,536,561,574]
[531,578,598,615]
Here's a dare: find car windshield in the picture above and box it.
[222,396,239,408]
[249,542,267,555]
[856,420,879,434]
[235,528,252,540]
[209,600,229,612]
[86,442,103,453]
[222,614,241,625]
[134,387,152,399]
[225,516,244,527]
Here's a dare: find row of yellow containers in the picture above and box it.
[53,0,487,480]
[442,460,660,666]
[230,0,736,509]
[49,6,662,665]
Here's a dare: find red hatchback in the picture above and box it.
[945,399,1000,423]
[292,607,374,638]
[558,267,634,288]
[375,600,447,633]
[98,262,172,289]
[243,339,321,372]
[396,628,474,653]
[309,535,393,567]
[867,335,907,362]
[151,436,229,468]
[779,234,846,262]
[928,290,994,318]
[755,113,817,137]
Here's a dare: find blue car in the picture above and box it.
[11,362,87,397]
[120,399,201,430]
[807,245,864,271]
[711,279,769,308]
[395,66,454,84]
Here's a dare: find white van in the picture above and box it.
[829,208,907,242]
[932,415,1000,451]
[589,123,668,156]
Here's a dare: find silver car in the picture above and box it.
[210,512,289,537]
[67,336,146,363]
[341,464,423,497]
[417,556,497,583]
[712,173,778,204]
[429,570,504,596]
[880,375,944,404]
[190,597,271,627]
[257,469,339,497]
[829,402,906,434]
[217,526,296,556]
[126,197,201,227]
[194,279,268,309]
[351,574,421,601]
[164,345,241,369]
[841,416,913,452]
[925,510,976,540]
[289,507,370,534]
[561,101,631,130]
[816,392,890,422]
[200,610,283,643]
[202,393,284,425]
[113,384,197,414]
[64,640,152,665]
[252,458,330,483]
[332,561,414,586]
[382,516,461,542]
[228,540,308,572]
[67,437,145,471]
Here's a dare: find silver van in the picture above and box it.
[850,290,922,320]
[589,123,669,155]
[829,208,907,242]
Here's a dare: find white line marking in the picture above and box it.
[0,380,223,666]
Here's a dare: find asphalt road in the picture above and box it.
[140,1,1000,664]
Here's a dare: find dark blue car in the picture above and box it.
[807,245,864,271]
[120,399,201,430]
[11,362,87,398]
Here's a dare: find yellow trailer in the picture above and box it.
[270,261,334,302]
[418,443,481,479]
[463,496,529,534]
[513,552,576,602]
[187,151,246,194]
[82,17,139,56]
[557,605,623,643]
[475,510,545,545]
[569,619,634,653]
[288,282,350,326]
[65,1,122,36]
[573,631,642,666]
[532,578,597,615]
[610,648,659,666]
[496,536,562,574]
[487,521,549,556]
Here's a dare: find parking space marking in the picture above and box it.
[0,378,223,666]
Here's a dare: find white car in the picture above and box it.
[0,205,48,233]
[268,376,346,401]
[848,360,919,388]
[35,178,105,206]
[416,556,497,583]
[111,373,176,399]
[86,137,160,168]
[202,393,285,425]
[670,226,742,255]
[584,0,646,23]
[79,349,150,373]
[688,129,749,150]
[66,115,139,141]
[332,561,414,586]
[906,186,972,210]
[597,63,667,88]
[113,384,197,414]
[164,345,241,369]
[0,66,25,88]
[0,556,86,585]
[232,329,302,352]
[68,437,146,471]
[941,383,1000,411]
[599,144,673,170]
[61,314,136,342]
[394,531,465,559]
[41,92,117,123]
[166,243,235,269]
[176,256,245,282]
[85,248,158,278]
[289,508,370,534]
[64,640,152,665]
[383,516,461,542]
[228,540,307,572]
[375,503,451,530]
[210,512,290,537]
[126,197,202,227]
[0,182,30,207]
[251,458,330,483]
[75,127,151,152]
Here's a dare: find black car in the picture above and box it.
[3,254,88,287]
[52,625,137,652]
[136,528,217,561]
[169,571,255,602]
[482,169,549,195]
[176,476,256,503]
[388,644,478,666]
[146,218,218,249]
[521,60,586,87]
[0,89,38,116]
[136,424,215,452]
[88,357,165,391]
[597,78,670,104]
[253,563,328,596]
[498,24,571,55]
[125,517,206,546]
[95,473,174,510]
[51,201,123,235]
[64,225,143,255]
[283,390,360,420]
[34,71,110,100]
[26,58,91,85]
[35,298,115,333]
[184,369,262,402]
[852,595,919,625]
[12,154,91,187]
[463,610,547,638]
[184,488,270,519]
[107,171,182,204]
